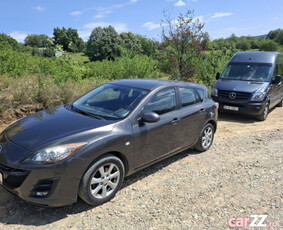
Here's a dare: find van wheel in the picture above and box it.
[277,99,283,107]
[257,104,269,121]
[79,154,125,206]
[194,123,215,152]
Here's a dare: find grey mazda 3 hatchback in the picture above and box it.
[0,79,218,207]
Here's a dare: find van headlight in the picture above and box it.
[23,143,87,164]
[211,88,218,97]
[251,91,266,101]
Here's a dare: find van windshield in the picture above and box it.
[220,63,272,82]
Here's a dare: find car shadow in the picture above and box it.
[218,107,276,124]
[0,148,197,227]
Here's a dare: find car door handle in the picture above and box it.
[170,118,179,125]
[199,108,206,113]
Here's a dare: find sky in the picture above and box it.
[0,0,282,43]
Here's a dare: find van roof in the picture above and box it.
[230,51,279,64]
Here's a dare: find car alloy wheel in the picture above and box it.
[90,163,120,199]
[194,123,215,152]
[79,154,125,206]
[201,126,213,149]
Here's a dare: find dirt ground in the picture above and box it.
[0,107,282,229]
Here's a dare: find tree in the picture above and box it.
[53,27,85,52]
[0,33,21,50]
[259,40,279,51]
[120,32,142,55]
[86,26,122,62]
[136,35,158,57]
[267,29,283,45]
[24,34,53,48]
[160,9,205,81]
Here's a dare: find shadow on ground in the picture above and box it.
[217,107,276,124]
[0,148,197,227]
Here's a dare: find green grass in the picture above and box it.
[69,53,90,64]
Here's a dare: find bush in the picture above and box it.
[259,40,279,51]
[84,55,160,79]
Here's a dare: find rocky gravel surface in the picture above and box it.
[0,108,282,229]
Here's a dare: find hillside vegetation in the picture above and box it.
[0,11,282,121]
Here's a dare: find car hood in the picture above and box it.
[4,105,116,152]
[214,79,269,93]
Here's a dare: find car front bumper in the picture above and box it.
[0,140,90,207]
[211,96,267,116]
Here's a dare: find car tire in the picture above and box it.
[277,98,283,107]
[79,154,125,206]
[256,103,269,121]
[194,123,215,152]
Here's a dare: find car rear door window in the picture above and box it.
[144,88,177,115]
[196,88,205,102]
[179,87,198,107]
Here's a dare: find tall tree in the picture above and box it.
[53,27,85,52]
[160,10,205,81]
[268,29,283,45]
[120,32,142,55]
[86,26,122,62]
[24,34,53,48]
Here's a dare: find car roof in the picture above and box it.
[230,51,279,64]
[111,79,206,91]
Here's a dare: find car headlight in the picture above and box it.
[251,91,266,101]
[23,143,87,164]
[211,88,218,97]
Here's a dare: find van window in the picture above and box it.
[221,63,272,82]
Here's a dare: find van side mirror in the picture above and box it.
[272,75,281,85]
[141,112,160,123]
[216,72,220,80]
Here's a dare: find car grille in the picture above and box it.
[218,90,252,102]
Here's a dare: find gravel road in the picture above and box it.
[0,107,282,229]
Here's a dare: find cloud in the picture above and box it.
[71,11,82,16]
[174,0,186,7]
[211,12,233,19]
[33,6,45,11]
[72,0,138,18]
[78,22,128,40]
[142,22,161,30]
[95,9,113,19]
[9,31,29,43]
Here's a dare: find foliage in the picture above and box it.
[25,34,53,48]
[259,39,279,51]
[0,33,23,51]
[268,29,283,45]
[120,32,143,55]
[192,50,233,87]
[53,27,85,53]
[84,54,160,80]
[160,9,205,81]
[87,26,122,62]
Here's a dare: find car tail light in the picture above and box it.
[215,102,219,109]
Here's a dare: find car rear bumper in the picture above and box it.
[211,96,267,116]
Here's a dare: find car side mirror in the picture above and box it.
[216,72,220,80]
[141,112,160,123]
[272,75,281,85]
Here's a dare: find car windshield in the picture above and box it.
[220,63,272,82]
[72,83,148,120]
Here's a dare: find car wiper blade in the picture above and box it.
[71,106,105,120]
